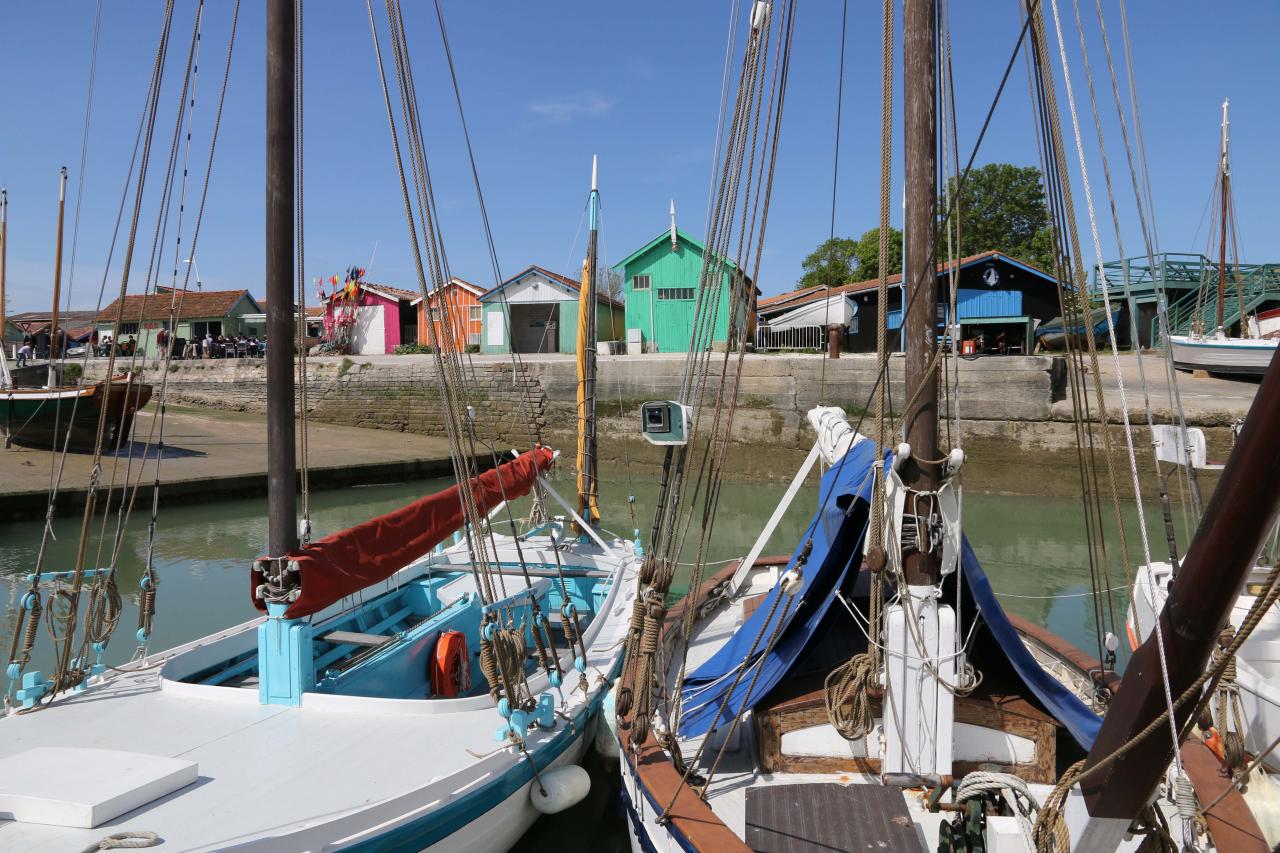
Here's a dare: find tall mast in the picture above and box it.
[575,155,600,530]
[1,188,7,361]
[48,167,68,388]
[265,0,297,558]
[1216,98,1229,333]
[902,0,939,586]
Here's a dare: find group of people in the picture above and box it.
[95,335,137,357]
[14,329,66,367]
[193,332,264,360]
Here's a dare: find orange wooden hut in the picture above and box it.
[412,277,488,351]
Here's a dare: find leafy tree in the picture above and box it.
[798,228,902,290]
[850,226,903,282]
[798,237,858,290]
[944,163,1056,273]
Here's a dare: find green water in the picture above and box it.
[0,469,1169,674]
[0,468,1174,849]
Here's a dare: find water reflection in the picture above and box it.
[1,468,1170,677]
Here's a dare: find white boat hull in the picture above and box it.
[1170,334,1279,376]
[0,535,639,851]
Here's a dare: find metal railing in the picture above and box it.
[754,325,825,352]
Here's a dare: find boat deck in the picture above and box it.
[0,538,638,851]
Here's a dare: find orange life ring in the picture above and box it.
[430,630,470,697]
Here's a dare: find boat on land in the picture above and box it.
[615,1,1280,851]
[2,2,633,850]
[1170,99,1279,377]
[0,175,151,452]
[1,376,152,450]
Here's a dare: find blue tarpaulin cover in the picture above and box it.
[676,437,1103,750]
[960,538,1102,749]
[677,438,878,738]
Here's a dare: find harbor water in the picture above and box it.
[0,466,1171,850]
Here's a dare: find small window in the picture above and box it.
[937,303,947,323]
[469,305,482,322]
[657,287,695,301]
[430,308,442,321]
[850,316,860,335]
[467,331,481,346]
[119,322,139,335]
[632,275,651,291]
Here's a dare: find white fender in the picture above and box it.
[530,764,591,815]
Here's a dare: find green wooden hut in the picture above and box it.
[614,228,756,354]
[478,265,622,355]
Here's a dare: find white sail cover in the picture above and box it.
[806,406,865,465]
[768,294,857,331]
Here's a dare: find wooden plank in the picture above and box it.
[745,783,922,853]
[1180,737,1268,853]
[322,631,390,648]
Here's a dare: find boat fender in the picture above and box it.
[594,684,620,761]
[429,630,471,698]
[530,764,591,815]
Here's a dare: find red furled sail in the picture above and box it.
[252,447,554,619]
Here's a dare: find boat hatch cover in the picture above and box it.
[0,747,197,828]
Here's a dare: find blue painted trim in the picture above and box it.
[258,602,316,706]
[343,693,605,851]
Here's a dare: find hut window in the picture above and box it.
[657,287,694,301]
[120,322,140,335]
[469,306,482,322]
[632,275,651,290]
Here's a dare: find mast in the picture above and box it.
[265,0,297,558]
[901,0,939,586]
[1,188,7,373]
[575,155,600,530]
[48,167,68,387]
[1216,98,1229,333]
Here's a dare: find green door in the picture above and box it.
[656,292,696,352]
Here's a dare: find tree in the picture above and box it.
[798,228,903,290]
[798,237,858,290]
[850,226,903,282]
[944,163,1056,273]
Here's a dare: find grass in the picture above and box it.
[338,357,355,377]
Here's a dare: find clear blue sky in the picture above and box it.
[2,1,1277,314]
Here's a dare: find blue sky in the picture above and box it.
[1,1,1277,314]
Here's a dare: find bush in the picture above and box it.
[466,344,480,354]
[394,343,435,355]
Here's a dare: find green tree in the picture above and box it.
[944,163,1056,273]
[850,226,903,282]
[798,237,858,290]
[798,227,903,290]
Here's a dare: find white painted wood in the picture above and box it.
[954,722,1036,764]
[884,590,956,778]
[986,815,1033,852]
[0,747,197,828]
[501,272,574,304]
[350,304,386,354]
[487,309,505,347]
[780,722,874,758]
[1170,334,1278,375]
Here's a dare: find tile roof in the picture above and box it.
[756,251,1056,313]
[96,289,258,323]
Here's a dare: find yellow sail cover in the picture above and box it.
[575,258,600,527]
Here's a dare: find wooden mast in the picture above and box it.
[1076,349,1280,836]
[265,0,297,559]
[575,156,600,530]
[902,0,940,586]
[48,167,68,388]
[1216,98,1229,333]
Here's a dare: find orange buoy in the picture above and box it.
[430,630,471,697]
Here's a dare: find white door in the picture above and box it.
[487,309,505,348]
[351,305,386,354]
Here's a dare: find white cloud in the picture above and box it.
[526,92,615,124]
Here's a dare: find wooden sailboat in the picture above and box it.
[613,2,1280,851]
[0,171,152,451]
[0,6,635,851]
[1170,100,1278,376]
